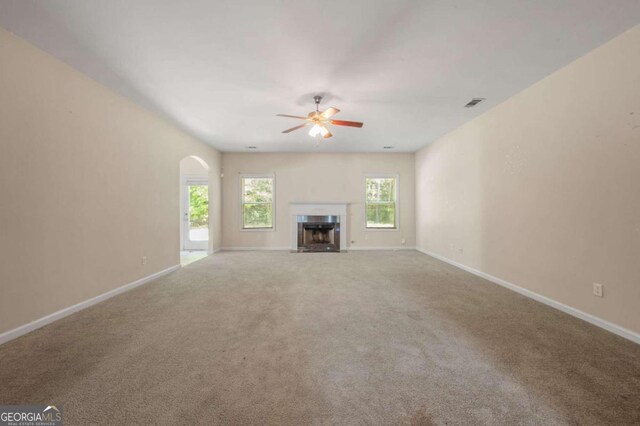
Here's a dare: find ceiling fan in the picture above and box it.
[277,96,364,139]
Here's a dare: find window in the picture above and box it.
[241,175,274,229]
[365,176,397,229]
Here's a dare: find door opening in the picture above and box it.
[183,178,209,251]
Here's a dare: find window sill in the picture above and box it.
[365,227,399,232]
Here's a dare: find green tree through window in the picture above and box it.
[242,176,274,229]
[365,177,397,228]
[189,185,209,228]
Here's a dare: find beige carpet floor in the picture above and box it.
[0,251,638,425]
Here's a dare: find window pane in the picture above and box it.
[366,178,396,202]
[380,179,396,202]
[243,203,273,228]
[243,178,273,203]
[366,203,396,228]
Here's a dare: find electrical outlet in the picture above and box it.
[142,256,147,265]
[593,283,603,297]
[401,238,406,245]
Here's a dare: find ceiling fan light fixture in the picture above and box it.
[309,124,322,137]
[319,125,329,137]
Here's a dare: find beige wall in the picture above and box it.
[180,156,210,177]
[0,28,221,335]
[221,153,415,249]
[415,25,640,334]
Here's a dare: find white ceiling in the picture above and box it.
[1,1,639,152]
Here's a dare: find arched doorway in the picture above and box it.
[180,156,210,264]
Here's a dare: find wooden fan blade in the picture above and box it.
[276,114,308,120]
[330,119,364,128]
[282,123,308,133]
[320,107,340,120]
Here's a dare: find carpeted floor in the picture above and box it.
[0,251,638,425]
[180,250,208,266]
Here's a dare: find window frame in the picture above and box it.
[240,173,276,231]
[364,174,399,231]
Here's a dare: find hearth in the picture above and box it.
[296,215,340,252]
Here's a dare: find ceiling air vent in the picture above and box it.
[464,98,485,108]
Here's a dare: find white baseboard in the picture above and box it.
[0,264,181,346]
[347,246,415,251]
[220,246,291,251]
[415,248,639,345]
[221,246,415,252]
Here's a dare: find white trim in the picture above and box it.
[220,246,414,251]
[347,246,414,251]
[181,173,208,179]
[221,246,290,251]
[362,227,400,232]
[415,248,640,345]
[240,173,276,231]
[185,155,211,172]
[364,174,400,231]
[182,176,209,251]
[0,265,181,346]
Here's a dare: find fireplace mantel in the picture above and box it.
[290,203,348,251]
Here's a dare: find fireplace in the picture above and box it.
[290,203,347,252]
[296,215,340,252]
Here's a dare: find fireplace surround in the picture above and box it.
[289,203,348,252]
